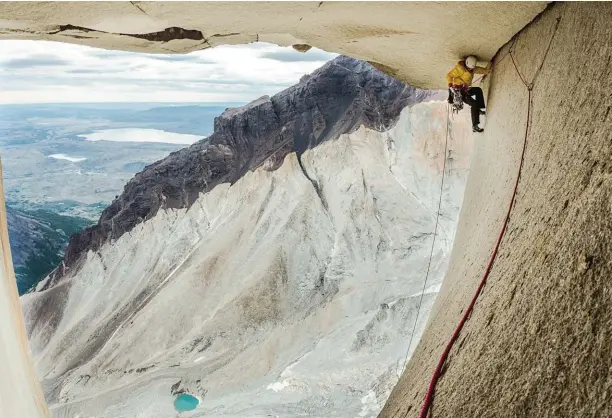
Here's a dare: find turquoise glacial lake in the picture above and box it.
[174,393,199,412]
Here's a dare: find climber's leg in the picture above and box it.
[470,105,481,128]
[463,87,485,132]
[467,86,485,109]
[462,92,481,127]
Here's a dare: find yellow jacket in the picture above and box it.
[446,61,491,87]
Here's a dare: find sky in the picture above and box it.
[0,40,337,104]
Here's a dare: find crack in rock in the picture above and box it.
[47,24,205,43]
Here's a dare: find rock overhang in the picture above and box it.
[0,1,547,89]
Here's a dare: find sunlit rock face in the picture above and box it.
[21,57,472,417]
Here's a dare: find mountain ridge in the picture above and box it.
[46,56,442,289]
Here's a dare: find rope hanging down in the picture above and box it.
[400,102,451,374]
[417,16,561,418]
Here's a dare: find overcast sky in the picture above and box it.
[0,40,337,104]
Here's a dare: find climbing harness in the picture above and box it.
[400,100,451,375]
[417,16,562,418]
[450,87,464,114]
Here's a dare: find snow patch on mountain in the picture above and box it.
[79,128,203,144]
[48,154,87,163]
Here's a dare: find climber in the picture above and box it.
[446,55,491,133]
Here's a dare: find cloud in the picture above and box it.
[87,49,137,58]
[1,53,70,69]
[0,40,338,104]
[146,54,211,63]
[66,68,126,74]
[261,49,337,62]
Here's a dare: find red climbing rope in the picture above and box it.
[417,16,561,418]
[418,89,530,418]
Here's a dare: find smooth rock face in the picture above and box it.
[21,67,473,416]
[48,56,440,287]
[380,3,612,418]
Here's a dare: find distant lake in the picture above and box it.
[79,128,204,145]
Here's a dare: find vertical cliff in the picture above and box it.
[380,3,612,417]
[0,160,50,418]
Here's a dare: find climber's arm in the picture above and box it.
[446,64,460,86]
[474,62,492,75]
[446,70,454,86]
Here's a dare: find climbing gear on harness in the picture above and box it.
[450,87,463,114]
[465,55,477,69]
